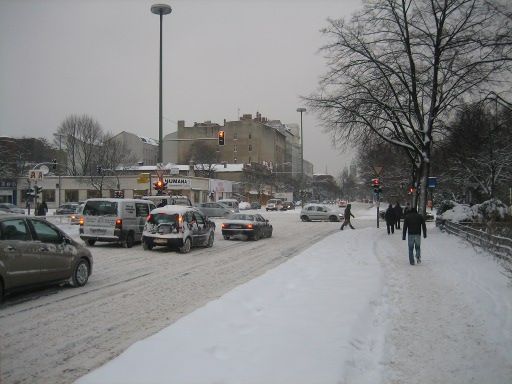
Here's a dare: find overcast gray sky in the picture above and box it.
[0,0,361,174]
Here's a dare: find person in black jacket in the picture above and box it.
[384,204,396,234]
[393,202,403,229]
[340,204,355,230]
[402,208,427,265]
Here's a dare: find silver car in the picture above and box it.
[0,215,93,301]
[0,203,25,214]
[195,202,234,217]
[300,204,344,222]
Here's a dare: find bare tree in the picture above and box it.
[188,141,218,178]
[54,114,103,176]
[307,0,511,215]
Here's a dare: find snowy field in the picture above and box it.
[75,203,512,384]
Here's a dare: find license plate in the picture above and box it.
[230,225,241,229]
[154,238,168,245]
[90,228,106,234]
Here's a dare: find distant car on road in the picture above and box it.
[221,213,273,241]
[0,203,25,214]
[300,203,344,222]
[250,202,261,209]
[282,201,295,211]
[0,215,93,301]
[55,203,80,215]
[195,202,234,217]
[238,201,251,210]
[266,199,283,211]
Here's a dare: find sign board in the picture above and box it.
[28,170,43,181]
[137,173,150,183]
[164,177,192,189]
[427,177,437,188]
[170,167,180,175]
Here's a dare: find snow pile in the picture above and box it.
[440,198,510,223]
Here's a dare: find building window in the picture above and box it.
[42,189,55,203]
[65,190,79,202]
[249,144,252,151]
[249,132,252,139]
[234,132,238,140]
[234,144,237,152]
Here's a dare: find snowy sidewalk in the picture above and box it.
[77,215,512,384]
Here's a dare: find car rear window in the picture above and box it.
[148,213,179,225]
[83,201,118,216]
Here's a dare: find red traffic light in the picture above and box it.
[371,178,380,186]
[154,179,165,190]
[407,186,416,194]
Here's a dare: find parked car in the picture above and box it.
[250,202,261,209]
[195,202,233,217]
[0,203,25,215]
[142,206,215,253]
[282,201,295,211]
[0,215,93,301]
[238,201,251,210]
[217,199,240,212]
[300,203,344,222]
[221,213,273,241]
[266,199,283,211]
[55,203,80,215]
[80,198,155,247]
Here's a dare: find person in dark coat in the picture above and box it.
[37,201,48,217]
[403,202,411,217]
[340,204,355,230]
[384,204,396,234]
[393,202,403,229]
[402,207,427,265]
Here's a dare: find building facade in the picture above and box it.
[112,131,159,166]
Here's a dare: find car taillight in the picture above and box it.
[79,217,84,226]
[247,224,253,229]
[115,218,122,229]
[147,214,153,222]
[221,223,226,228]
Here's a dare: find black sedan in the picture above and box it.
[221,213,272,241]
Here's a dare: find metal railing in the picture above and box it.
[437,219,512,263]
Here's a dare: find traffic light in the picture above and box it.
[26,188,35,197]
[371,178,381,193]
[96,165,102,174]
[114,190,124,198]
[218,130,225,146]
[35,185,43,194]
[407,185,416,194]
[52,159,57,170]
[153,179,166,193]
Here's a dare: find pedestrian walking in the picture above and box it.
[37,200,48,217]
[384,204,396,234]
[340,204,355,230]
[402,207,427,265]
[393,202,402,229]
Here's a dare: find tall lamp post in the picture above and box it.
[296,107,306,204]
[151,3,172,164]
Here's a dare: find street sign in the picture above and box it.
[427,177,437,188]
[28,170,43,181]
[137,173,150,183]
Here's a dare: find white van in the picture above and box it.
[79,198,156,247]
[142,195,192,207]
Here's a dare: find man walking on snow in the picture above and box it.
[402,207,427,265]
[340,204,355,230]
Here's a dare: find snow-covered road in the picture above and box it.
[1,204,511,384]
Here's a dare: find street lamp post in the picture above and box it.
[296,107,306,205]
[151,3,172,164]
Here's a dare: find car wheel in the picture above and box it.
[143,240,153,250]
[179,237,191,254]
[71,259,90,287]
[123,232,134,248]
[301,215,309,222]
[268,229,273,238]
[86,239,96,246]
[329,215,338,222]
[206,232,214,247]
[252,230,260,241]
[223,235,230,240]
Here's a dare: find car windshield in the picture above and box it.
[232,214,254,221]
[172,198,190,206]
[148,213,179,225]
[83,201,118,216]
